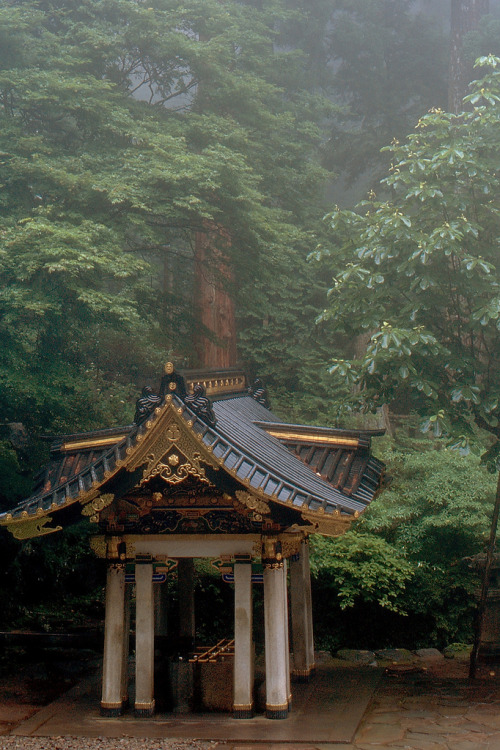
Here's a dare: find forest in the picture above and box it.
[1,0,500,651]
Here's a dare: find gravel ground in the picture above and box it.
[0,740,218,750]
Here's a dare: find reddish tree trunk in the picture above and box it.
[449,0,490,113]
[194,226,237,369]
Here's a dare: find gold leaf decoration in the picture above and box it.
[81,493,115,517]
[278,535,303,559]
[7,516,62,540]
[89,535,107,558]
[141,448,212,486]
[235,490,270,515]
[300,509,354,537]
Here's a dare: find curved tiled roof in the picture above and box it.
[183,396,371,515]
[0,371,384,532]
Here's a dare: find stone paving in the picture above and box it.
[349,658,500,750]
[2,652,500,749]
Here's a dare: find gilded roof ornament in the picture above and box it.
[248,378,269,408]
[184,383,217,427]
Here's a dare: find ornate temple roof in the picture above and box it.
[0,366,384,540]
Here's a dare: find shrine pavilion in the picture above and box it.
[0,364,384,720]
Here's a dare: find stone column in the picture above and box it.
[283,559,291,710]
[101,562,127,716]
[178,558,196,645]
[290,540,315,682]
[263,561,289,719]
[154,580,169,637]
[233,561,254,718]
[121,584,131,708]
[135,562,155,716]
[303,541,315,675]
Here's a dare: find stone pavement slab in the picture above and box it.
[11,665,383,745]
[6,659,500,749]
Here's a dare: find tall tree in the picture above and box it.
[449,0,490,112]
[315,56,500,448]
[0,0,332,434]
[324,0,448,185]
[315,55,500,669]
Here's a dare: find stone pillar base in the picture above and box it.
[266,702,289,720]
[100,701,125,717]
[233,703,253,719]
[291,665,315,683]
[134,700,155,717]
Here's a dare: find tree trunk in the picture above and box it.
[194,225,237,369]
[469,469,500,679]
[449,0,490,113]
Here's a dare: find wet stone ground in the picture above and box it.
[1,649,500,749]
[353,657,500,750]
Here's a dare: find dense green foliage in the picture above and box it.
[315,57,500,454]
[324,0,448,184]
[308,58,500,647]
[0,522,105,629]
[0,0,451,444]
[311,440,496,649]
[0,0,332,438]
[2,1,495,651]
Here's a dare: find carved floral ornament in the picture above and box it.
[235,490,271,523]
[89,535,133,560]
[140,448,211,487]
[127,402,219,486]
[81,493,115,523]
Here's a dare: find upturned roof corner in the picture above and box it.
[0,363,385,540]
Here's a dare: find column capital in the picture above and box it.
[106,536,127,562]
[261,535,284,568]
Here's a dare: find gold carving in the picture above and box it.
[127,406,219,478]
[166,424,181,441]
[106,536,126,560]
[235,490,270,515]
[252,540,262,558]
[278,535,303,558]
[81,493,115,517]
[90,535,107,558]
[141,449,211,486]
[109,561,125,571]
[185,371,246,398]
[7,516,62,540]
[300,509,354,537]
[261,535,284,567]
[164,362,174,374]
